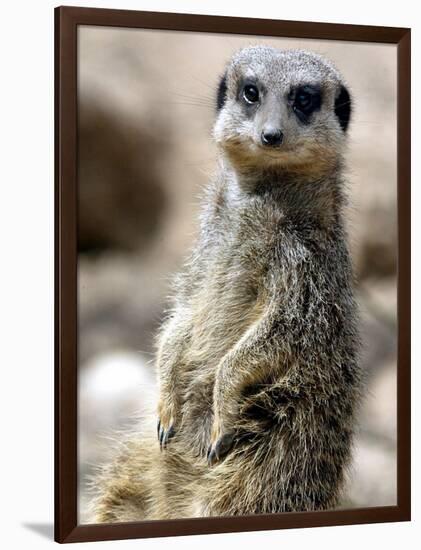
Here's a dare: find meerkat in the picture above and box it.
[92,46,362,522]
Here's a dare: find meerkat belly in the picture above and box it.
[185,250,266,369]
[179,249,267,454]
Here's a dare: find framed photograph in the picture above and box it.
[55,6,411,543]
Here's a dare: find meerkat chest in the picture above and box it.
[185,207,281,365]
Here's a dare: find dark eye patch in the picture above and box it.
[289,85,322,123]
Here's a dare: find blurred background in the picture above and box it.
[77,27,397,523]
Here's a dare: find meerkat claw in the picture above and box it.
[158,422,175,449]
[163,425,175,448]
[207,432,235,466]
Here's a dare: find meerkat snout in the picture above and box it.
[261,128,284,147]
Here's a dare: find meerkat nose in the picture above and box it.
[261,128,284,148]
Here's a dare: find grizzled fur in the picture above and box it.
[92,46,362,522]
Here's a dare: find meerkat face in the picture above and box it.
[213,47,351,174]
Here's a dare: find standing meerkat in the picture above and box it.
[92,46,362,522]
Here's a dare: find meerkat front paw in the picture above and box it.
[157,398,178,449]
[206,419,236,466]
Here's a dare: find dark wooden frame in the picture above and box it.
[55,5,411,543]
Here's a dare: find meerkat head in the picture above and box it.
[213,46,351,176]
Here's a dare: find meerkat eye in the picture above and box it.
[243,84,259,104]
[295,91,312,110]
[292,85,322,121]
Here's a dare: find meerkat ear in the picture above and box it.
[216,72,228,112]
[335,85,352,132]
